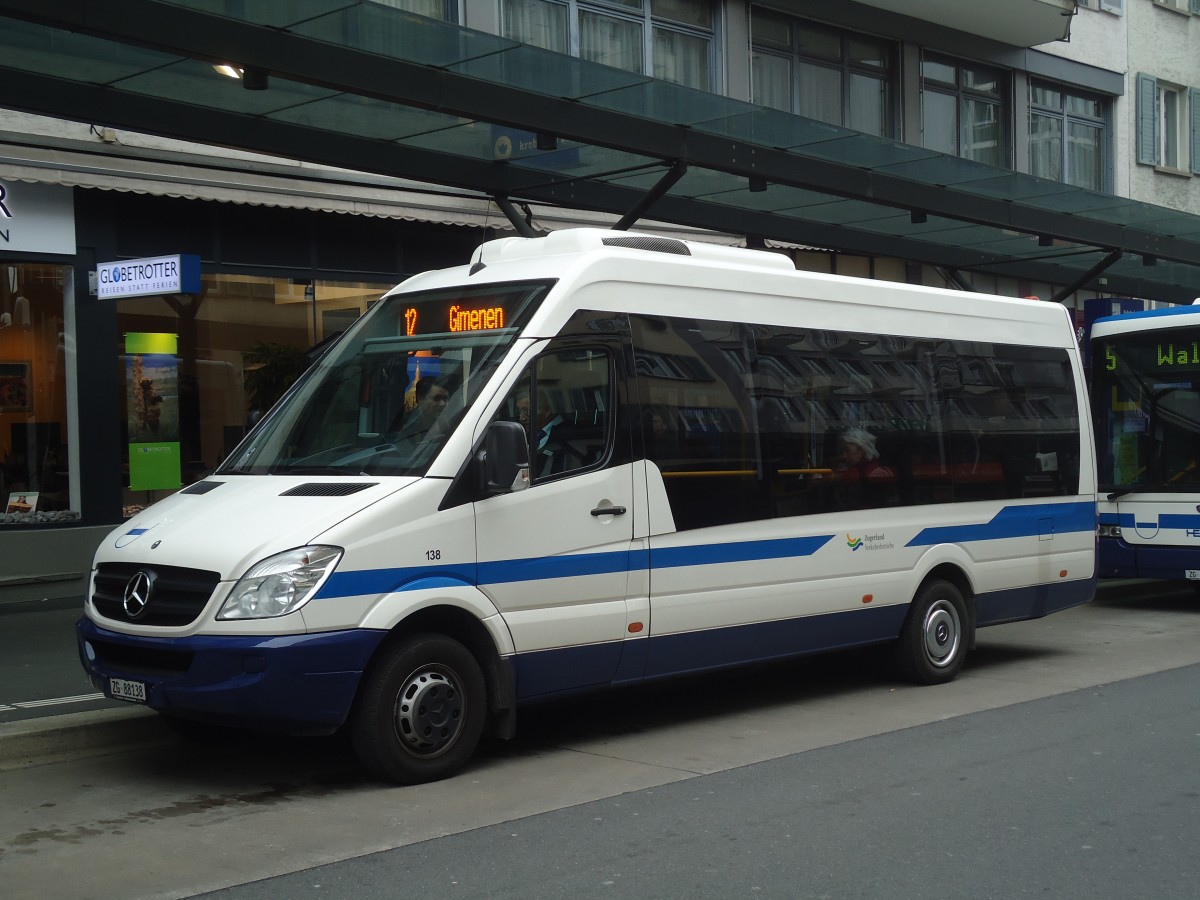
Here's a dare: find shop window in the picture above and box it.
[1,263,77,524]
[115,273,394,517]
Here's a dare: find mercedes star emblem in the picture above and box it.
[123,570,154,618]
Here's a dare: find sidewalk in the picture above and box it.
[0,579,1168,771]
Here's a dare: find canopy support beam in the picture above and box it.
[492,195,538,238]
[1051,249,1124,303]
[613,161,688,232]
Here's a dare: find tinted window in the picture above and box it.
[634,315,1080,531]
[497,346,614,482]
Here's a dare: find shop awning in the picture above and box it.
[0,137,748,243]
[1,0,1198,303]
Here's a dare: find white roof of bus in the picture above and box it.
[1091,301,1200,338]
[391,228,1079,348]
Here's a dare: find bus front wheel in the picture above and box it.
[894,579,969,685]
[351,633,486,784]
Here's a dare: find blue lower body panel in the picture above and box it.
[77,617,387,733]
[1098,536,1199,581]
[975,576,1096,627]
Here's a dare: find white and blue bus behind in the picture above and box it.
[78,229,1096,784]
[1091,302,1200,581]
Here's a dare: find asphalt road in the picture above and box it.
[0,596,114,722]
[198,665,1200,900]
[1,580,1199,899]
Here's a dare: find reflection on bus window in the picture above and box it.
[633,315,1080,531]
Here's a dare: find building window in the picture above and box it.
[1030,80,1108,190]
[501,0,716,91]
[1076,0,1124,13]
[1,262,77,525]
[749,8,895,137]
[373,0,458,22]
[921,54,1011,168]
[1137,73,1200,173]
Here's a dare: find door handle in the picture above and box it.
[591,505,627,517]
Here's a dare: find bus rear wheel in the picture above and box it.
[894,579,969,685]
[351,633,486,785]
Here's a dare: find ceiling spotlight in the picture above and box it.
[212,64,242,79]
[241,66,269,91]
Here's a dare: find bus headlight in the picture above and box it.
[218,546,343,620]
[1098,524,1122,538]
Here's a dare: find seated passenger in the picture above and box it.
[837,428,893,481]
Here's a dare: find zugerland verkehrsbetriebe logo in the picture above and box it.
[846,532,894,551]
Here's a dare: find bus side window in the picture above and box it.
[494,349,613,483]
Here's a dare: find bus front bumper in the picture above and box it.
[76,617,388,733]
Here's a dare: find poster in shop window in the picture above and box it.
[125,333,182,491]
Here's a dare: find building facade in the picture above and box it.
[1,0,1199,600]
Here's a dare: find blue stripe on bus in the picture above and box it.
[907,501,1095,546]
[1111,511,1200,531]
[1095,306,1200,324]
[648,535,833,569]
[317,537,833,599]
[318,502,1093,599]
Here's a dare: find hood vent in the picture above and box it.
[280,482,378,497]
[181,481,224,495]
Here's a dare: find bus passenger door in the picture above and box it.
[473,334,645,701]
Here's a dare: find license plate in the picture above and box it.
[1187,571,1200,581]
[109,677,147,704]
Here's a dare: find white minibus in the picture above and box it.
[78,229,1097,783]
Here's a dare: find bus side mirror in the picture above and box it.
[483,420,530,494]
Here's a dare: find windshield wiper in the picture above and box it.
[1106,487,1144,501]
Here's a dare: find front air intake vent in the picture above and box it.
[280,483,378,497]
[181,481,224,495]
[92,563,220,627]
[602,236,691,256]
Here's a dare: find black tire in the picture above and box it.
[351,633,486,785]
[894,579,970,685]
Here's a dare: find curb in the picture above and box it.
[0,706,172,772]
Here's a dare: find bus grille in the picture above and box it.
[89,638,194,677]
[92,563,221,627]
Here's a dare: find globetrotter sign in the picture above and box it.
[97,254,201,298]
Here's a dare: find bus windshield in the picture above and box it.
[1092,325,1200,492]
[219,280,552,477]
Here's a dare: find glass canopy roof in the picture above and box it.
[2,0,1199,303]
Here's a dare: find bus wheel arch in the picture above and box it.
[350,606,514,784]
[894,566,975,685]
